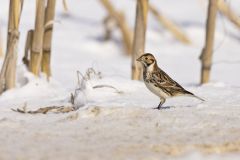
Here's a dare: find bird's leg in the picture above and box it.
[158,98,166,109]
[154,98,166,110]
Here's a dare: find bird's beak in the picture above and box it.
[136,57,142,62]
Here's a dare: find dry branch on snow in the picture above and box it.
[12,105,77,114]
[12,68,122,115]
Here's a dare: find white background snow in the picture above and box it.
[0,0,240,159]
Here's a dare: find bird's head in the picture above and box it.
[136,53,156,68]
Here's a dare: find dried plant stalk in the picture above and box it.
[29,0,45,75]
[131,0,149,80]
[217,0,240,29]
[42,0,56,79]
[0,0,23,94]
[103,15,116,41]
[200,0,218,84]
[0,40,2,57]
[100,0,133,55]
[149,4,191,44]
[62,0,68,12]
[0,24,3,57]
[22,30,33,67]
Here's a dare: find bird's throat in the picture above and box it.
[146,62,157,72]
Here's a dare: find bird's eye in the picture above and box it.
[145,57,148,60]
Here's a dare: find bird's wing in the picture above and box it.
[151,69,193,96]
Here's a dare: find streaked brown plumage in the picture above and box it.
[137,53,204,109]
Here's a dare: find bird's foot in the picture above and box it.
[153,104,162,110]
[153,106,173,110]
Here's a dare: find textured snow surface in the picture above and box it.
[0,0,240,159]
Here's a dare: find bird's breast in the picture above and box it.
[144,81,169,99]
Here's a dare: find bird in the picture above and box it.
[136,53,204,109]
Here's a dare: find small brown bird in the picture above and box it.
[137,53,204,109]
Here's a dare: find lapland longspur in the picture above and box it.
[137,53,204,109]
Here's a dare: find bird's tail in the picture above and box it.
[192,95,205,101]
[184,90,205,101]
[189,94,205,101]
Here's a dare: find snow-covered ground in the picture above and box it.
[0,0,240,159]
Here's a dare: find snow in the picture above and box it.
[0,0,240,159]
